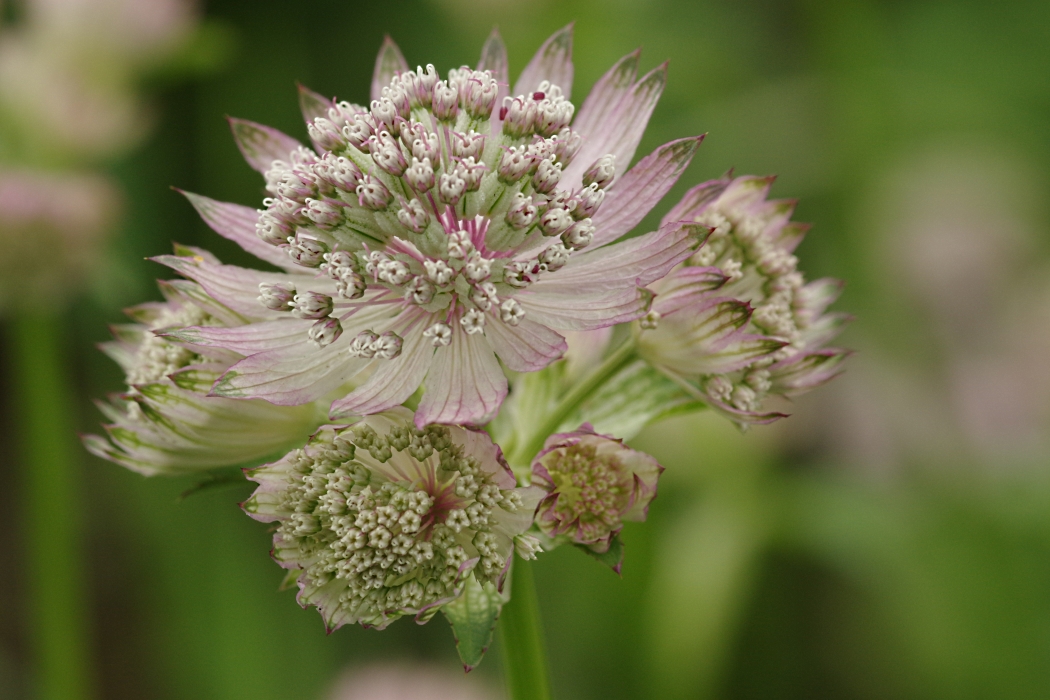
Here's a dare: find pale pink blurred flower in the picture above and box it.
[326,663,498,700]
[0,169,119,309]
[161,26,707,428]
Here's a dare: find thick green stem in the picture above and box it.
[499,560,551,700]
[512,338,637,466]
[10,313,94,700]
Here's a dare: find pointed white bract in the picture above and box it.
[157,27,705,427]
[242,407,542,631]
[83,247,326,475]
[637,175,851,424]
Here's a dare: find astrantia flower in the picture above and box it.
[636,174,850,424]
[163,26,705,427]
[83,245,325,475]
[531,425,661,556]
[242,407,542,630]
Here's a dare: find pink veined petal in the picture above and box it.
[298,82,332,125]
[652,266,730,314]
[415,329,508,428]
[562,62,666,190]
[329,314,435,418]
[372,35,409,102]
[661,175,732,226]
[770,348,851,395]
[702,393,788,425]
[483,315,567,372]
[515,286,653,332]
[178,190,300,271]
[775,221,811,253]
[650,299,785,374]
[569,49,640,145]
[212,334,364,405]
[713,175,777,213]
[799,311,853,350]
[228,117,303,174]
[537,221,705,292]
[513,23,574,98]
[477,27,509,102]
[152,254,334,319]
[161,318,313,354]
[588,137,704,248]
[796,278,845,322]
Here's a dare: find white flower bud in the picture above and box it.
[308,317,343,347]
[499,298,524,326]
[291,291,334,319]
[582,154,616,189]
[258,282,296,311]
[423,322,453,347]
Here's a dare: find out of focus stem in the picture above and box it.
[512,338,637,466]
[10,313,94,700]
[499,559,550,700]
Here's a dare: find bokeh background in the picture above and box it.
[2,0,1050,698]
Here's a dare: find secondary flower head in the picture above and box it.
[243,407,542,631]
[636,175,850,424]
[83,245,325,475]
[161,26,706,427]
[531,425,661,557]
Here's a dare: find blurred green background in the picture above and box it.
[2,0,1050,698]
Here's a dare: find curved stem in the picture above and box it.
[499,560,550,700]
[10,313,94,700]
[512,337,637,466]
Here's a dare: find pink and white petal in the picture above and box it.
[515,286,652,332]
[799,311,853,350]
[228,117,303,174]
[179,190,299,271]
[298,82,332,126]
[661,176,732,226]
[714,175,777,212]
[372,35,409,102]
[703,393,788,425]
[569,49,640,144]
[512,23,574,98]
[329,319,435,418]
[483,315,567,372]
[770,348,851,394]
[538,221,704,292]
[796,278,845,322]
[774,221,811,253]
[212,337,364,405]
[652,267,729,314]
[588,136,704,248]
[161,318,313,354]
[152,254,333,319]
[477,27,509,102]
[562,63,666,190]
[415,331,508,428]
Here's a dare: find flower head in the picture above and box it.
[242,407,542,631]
[161,26,706,427]
[83,245,325,475]
[531,425,661,557]
[637,175,850,424]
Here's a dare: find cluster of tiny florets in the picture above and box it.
[254,419,526,627]
[542,442,631,537]
[250,65,617,354]
[687,205,809,412]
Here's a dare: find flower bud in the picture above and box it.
[286,234,329,267]
[258,282,296,311]
[532,158,562,194]
[574,183,605,219]
[497,146,534,183]
[539,206,573,237]
[562,218,595,250]
[290,291,334,319]
[582,154,616,189]
[404,157,435,192]
[308,317,343,347]
[505,192,538,230]
[356,174,392,210]
[531,425,662,556]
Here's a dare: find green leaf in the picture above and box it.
[567,360,706,440]
[442,573,505,671]
[576,534,625,575]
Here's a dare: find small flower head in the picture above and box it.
[637,175,850,425]
[531,425,662,555]
[243,407,542,631]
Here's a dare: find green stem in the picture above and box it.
[499,560,551,700]
[10,313,94,700]
[512,337,637,466]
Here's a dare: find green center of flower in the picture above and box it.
[545,443,631,529]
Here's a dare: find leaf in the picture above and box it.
[566,359,705,440]
[442,573,505,671]
[576,534,625,575]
